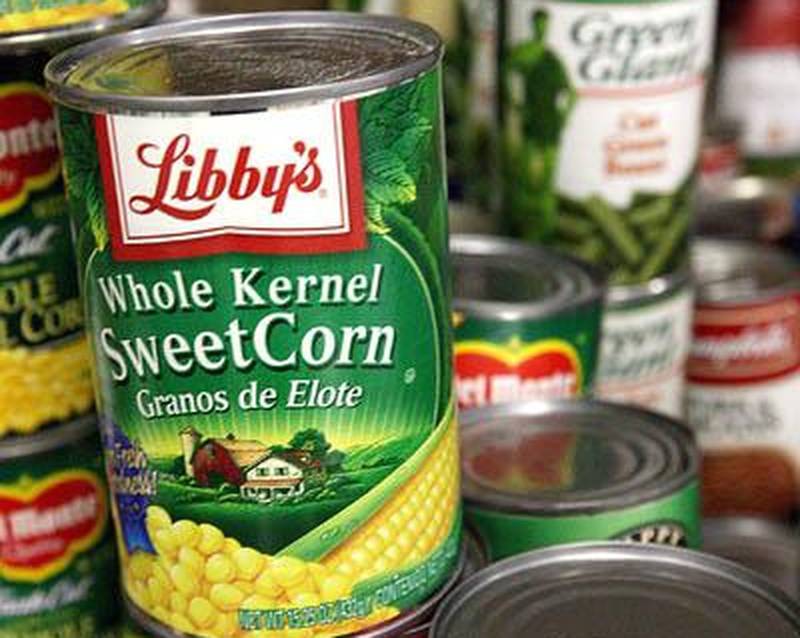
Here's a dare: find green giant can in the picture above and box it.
[47,13,460,638]
[462,400,700,561]
[452,235,605,411]
[0,418,118,637]
[501,0,717,284]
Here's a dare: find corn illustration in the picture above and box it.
[0,0,129,32]
[123,420,459,637]
[0,337,93,436]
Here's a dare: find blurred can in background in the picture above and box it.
[596,270,693,419]
[688,239,800,519]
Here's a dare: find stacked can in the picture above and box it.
[0,1,163,635]
[500,0,717,417]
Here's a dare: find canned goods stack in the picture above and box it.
[0,1,163,636]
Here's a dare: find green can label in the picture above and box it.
[0,55,92,437]
[59,68,460,637]
[0,430,118,637]
[0,0,136,34]
[454,307,602,410]
[502,0,716,283]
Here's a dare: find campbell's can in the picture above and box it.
[452,235,605,411]
[596,270,693,419]
[688,239,800,519]
[48,13,460,638]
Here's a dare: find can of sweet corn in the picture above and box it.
[431,543,800,638]
[452,234,605,411]
[595,269,693,419]
[47,13,461,638]
[462,399,700,561]
[0,417,118,636]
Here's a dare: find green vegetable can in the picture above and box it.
[47,13,460,638]
[502,0,717,284]
[462,400,700,561]
[0,419,119,637]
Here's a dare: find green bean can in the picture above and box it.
[47,13,460,638]
[0,419,118,637]
[452,235,605,411]
[501,0,717,284]
[462,400,700,561]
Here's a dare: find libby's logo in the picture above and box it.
[95,101,366,261]
[689,297,800,383]
[0,83,60,217]
[0,470,107,582]
[455,337,582,410]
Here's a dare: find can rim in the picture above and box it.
[0,414,97,460]
[45,11,443,114]
[450,234,607,321]
[703,517,799,550]
[431,542,800,637]
[606,267,691,308]
[0,0,166,54]
[460,399,698,515]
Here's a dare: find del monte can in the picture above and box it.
[47,13,460,638]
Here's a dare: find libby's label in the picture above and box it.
[0,72,92,438]
[503,0,716,282]
[455,338,581,410]
[59,67,460,638]
[596,285,693,419]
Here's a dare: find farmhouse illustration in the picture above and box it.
[180,427,327,503]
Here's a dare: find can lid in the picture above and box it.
[45,11,442,113]
[692,239,800,304]
[460,400,697,515]
[0,415,97,460]
[703,518,799,598]
[450,235,606,321]
[0,0,165,55]
[432,543,800,638]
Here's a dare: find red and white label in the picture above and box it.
[95,101,366,261]
[0,83,60,217]
[689,296,800,384]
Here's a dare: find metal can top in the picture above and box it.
[0,0,165,56]
[45,11,442,114]
[703,518,799,598]
[692,239,800,305]
[461,400,697,515]
[450,234,606,321]
[606,267,690,309]
[0,414,97,460]
[431,543,800,638]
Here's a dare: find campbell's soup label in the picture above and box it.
[454,306,602,410]
[56,64,460,637]
[502,0,717,283]
[0,57,93,438]
[687,295,800,517]
[0,429,118,636]
[596,284,693,419]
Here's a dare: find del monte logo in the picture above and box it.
[455,337,581,409]
[95,100,366,260]
[0,83,61,217]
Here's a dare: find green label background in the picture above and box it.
[466,481,701,561]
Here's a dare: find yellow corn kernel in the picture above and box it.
[153,529,179,559]
[170,563,200,597]
[234,579,255,595]
[198,524,225,555]
[188,597,216,629]
[211,612,239,638]
[147,575,168,603]
[170,591,189,614]
[283,629,313,638]
[254,572,283,598]
[129,553,153,580]
[209,583,246,611]
[232,547,265,580]
[205,553,236,583]
[242,593,278,609]
[319,574,350,601]
[172,520,201,548]
[290,591,321,608]
[179,546,205,574]
[223,537,242,555]
[147,506,172,531]
[170,613,196,634]
[269,557,307,588]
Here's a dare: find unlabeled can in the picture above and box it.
[461,400,700,561]
[48,13,460,638]
[0,418,118,637]
[431,543,800,638]
[595,270,693,419]
[501,0,718,284]
[452,235,605,411]
[703,517,799,599]
[688,239,800,519]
